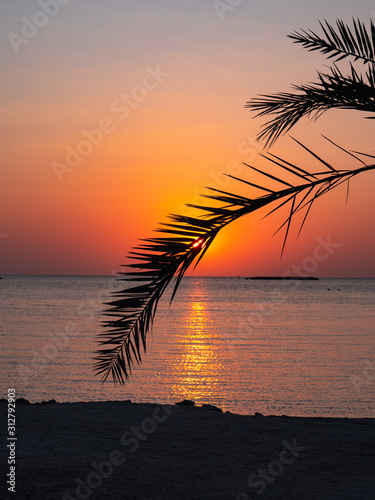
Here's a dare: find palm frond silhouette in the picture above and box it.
[247,18,375,147]
[94,18,375,383]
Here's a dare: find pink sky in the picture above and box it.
[1,1,375,277]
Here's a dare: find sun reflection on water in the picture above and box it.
[170,281,225,404]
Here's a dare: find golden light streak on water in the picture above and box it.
[170,283,225,403]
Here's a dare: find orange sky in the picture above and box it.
[1,1,375,277]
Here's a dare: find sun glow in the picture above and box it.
[191,238,206,249]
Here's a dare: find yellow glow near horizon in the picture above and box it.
[2,2,375,276]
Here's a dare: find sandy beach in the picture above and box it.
[1,399,374,499]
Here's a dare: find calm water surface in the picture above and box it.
[1,275,374,416]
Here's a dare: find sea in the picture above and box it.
[1,275,374,417]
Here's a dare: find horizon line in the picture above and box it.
[1,273,375,279]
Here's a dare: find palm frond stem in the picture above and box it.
[95,143,375,383]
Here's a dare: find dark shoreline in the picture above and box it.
[1,400,374,499]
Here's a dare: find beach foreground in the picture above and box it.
[1,400,374,500]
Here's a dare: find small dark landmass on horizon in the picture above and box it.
[245,276,319,280]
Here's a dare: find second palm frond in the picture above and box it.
[247,18,375,146]
[95,16,375,384]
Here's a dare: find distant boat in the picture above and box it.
[245,276,319,280]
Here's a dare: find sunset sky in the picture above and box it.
[1,0,375,277]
